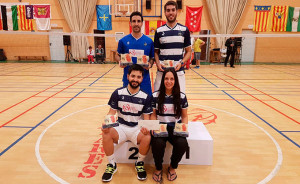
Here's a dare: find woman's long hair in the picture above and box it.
[157,68,182,118]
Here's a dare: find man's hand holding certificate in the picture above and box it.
[102,115,119,129]
[163,60,174,68]
[120,54,133,66]
[137,55,149,67]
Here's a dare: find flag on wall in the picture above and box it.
[270,6,289,32]
[6,5,19,30]
[0,7,2,30]
[129,20,166,35]
[286,7,300,32]
[96,5,112,30]
[253,6,271,32]
[1,6,8,30]
[145,20,166,35]
[185,6,203,32]
[34,5,51,30]
[18,5,34,31]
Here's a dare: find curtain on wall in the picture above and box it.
[206,0,247,48]
[58,0,97,59]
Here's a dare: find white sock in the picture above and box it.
[137,153,146,163]
[107,154,116,166]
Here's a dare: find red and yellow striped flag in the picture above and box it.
[270,6,289,32]
[17,5,33,31]
[0,7,3,30]
[253,6,271,32]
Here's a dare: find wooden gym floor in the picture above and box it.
[0,63,299,184]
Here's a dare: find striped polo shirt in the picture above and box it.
[108,87,153,127]
[154,23,191,71]
[152,91,188,127]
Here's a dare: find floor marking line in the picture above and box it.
[0,72,94,128]
[223,73,300,112]
[0,89,86,157]
[191,69,219,88]
[0,72,84,114]
[212,73,300,125]
[222,90,300,148]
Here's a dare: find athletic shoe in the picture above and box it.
[135,161,147,180]
[92,62,94,64]
[102,163,117,182]
[194,66,200,69]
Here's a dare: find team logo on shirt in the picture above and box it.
[138,99,143,104]
[121,96,125,100]
[144,42,147,46]
[162,32,165,36]
[127,41,130,45]
[163,105,174,113]
[123,104,131,111]
[163,105,167,112]
[122,104,139,113]
[178,32,182,36]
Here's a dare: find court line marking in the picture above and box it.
[191,69,219,88]
[223,90,299,148]
[191,69,299,148]
[223,73,300,111]
[0,66,116,156]
[3,126,34,128]
[0,72,94,128]
[0,65,40,76]
[190,103,282,184]
[0,72,84,114]
[35,103,282,184]
[212,73,300,125]
[0,89,86,157]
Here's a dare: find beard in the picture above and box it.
[132,26,141,33]
[166,14,177,23]
[129,80,140,89]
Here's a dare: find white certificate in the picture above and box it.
[138,120,160,130]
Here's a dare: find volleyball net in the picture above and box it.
[0,31,299,64]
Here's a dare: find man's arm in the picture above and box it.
[150,109,157,120]
[143,113,151,120]
[155,49,164,71]
[107,108,117,115]
[175,46,192,71]
[102,108,117,132]
[200,41,205,47]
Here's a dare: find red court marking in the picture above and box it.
[0,72,84,114]
[223,73,300,112]
[0,72,95,128]
[211,73,300,125]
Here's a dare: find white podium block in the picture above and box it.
[114,122,213,165]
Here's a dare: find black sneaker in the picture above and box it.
[102,163,117,182]
[135,161,147,180]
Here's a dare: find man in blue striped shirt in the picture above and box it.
[101,64,153,182]
[153,0,192,93]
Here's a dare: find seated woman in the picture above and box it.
[150,68,189,182]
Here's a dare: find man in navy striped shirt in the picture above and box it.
[153,0,192,93]
[101,64,153,182]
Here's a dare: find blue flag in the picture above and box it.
[97,5,112,30]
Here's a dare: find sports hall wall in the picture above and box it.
[0,0,299,63]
